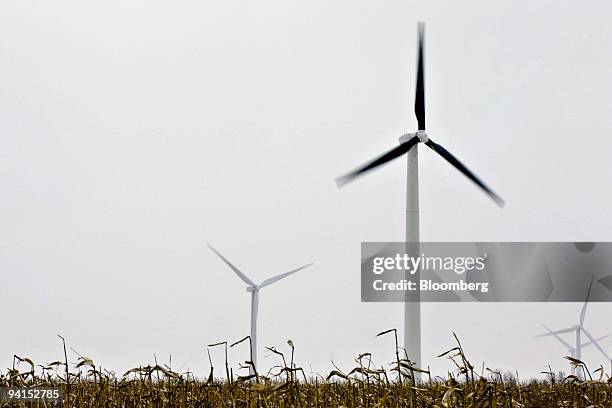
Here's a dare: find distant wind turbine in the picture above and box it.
[536,277,610,376]
[335,22,504,369]
[539,324,609,376]
[208,244,313,375]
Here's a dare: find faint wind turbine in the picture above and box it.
[536,277,610,377]
[208,244,313,375]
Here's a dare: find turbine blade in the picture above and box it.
[207,244,257,287]
[534,326,576,338]
[415,22,426,131]
[259,263,313,288]
[424,139,505,207]
[580,276,594,326]
[335,136,420,187]
[537,324,573,350]
[581,333,610,348]
[581,328,610,361]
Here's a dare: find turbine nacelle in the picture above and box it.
[246,286,258,292]
[399,131,428,144]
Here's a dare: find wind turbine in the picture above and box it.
[208,244,313,375]
[536,277,611,377]
[335,22,504,370]
[539,324,609,376]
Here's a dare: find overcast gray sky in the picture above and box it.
[1,0,612,379]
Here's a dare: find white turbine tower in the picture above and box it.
[336,22,504,370]
[208,244,313,375]
[536,278,611,377]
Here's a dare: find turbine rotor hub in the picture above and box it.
[417,130,429,143]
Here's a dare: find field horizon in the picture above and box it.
[4,331,612,406]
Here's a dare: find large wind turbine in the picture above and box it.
[335,22,504,370]
[208,244,313,375]
[536,277,610,376]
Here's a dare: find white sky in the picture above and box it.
[1,0,612,379]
